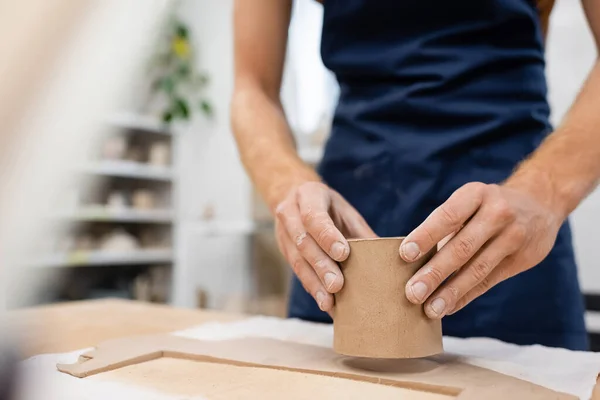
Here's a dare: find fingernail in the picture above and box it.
[316,291,326,310]
[430,297,447,317]
[410,281,428,302]
[324,272,337,291]
[331,241,348,261]
[401,242,421,261]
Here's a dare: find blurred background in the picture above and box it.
[1,0,599,348]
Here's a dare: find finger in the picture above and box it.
[422,234,518,319]
[400,182,486,262]
[437,231,457,250]
[405,202,509,305]
[331,192,378,239]
[285,232,334,312]
[274,222,289,259]
[446,227,525,315]
[276,200,344,293]
[297,185,349,262]
[447,256,516,315]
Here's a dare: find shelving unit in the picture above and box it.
[27,249,173,268]
[106,112,172,137]
[52,207,173,223]
[29,112,177,304]
[82,160,173,181]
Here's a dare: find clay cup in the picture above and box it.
[333,237,443,358]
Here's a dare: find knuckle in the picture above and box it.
[425,266,446,286]
[421,225,437,246]
[274,201,288,219]
[291,258,304,275]
[438,204,461,227]
[294,232,308,249]
[477,276,493,292]
[470,258,493,282]
[451,236,476,261]
[313,258,329,271]
[316,225,337,246]
[300,208,316,225]
[446,285,461,301]
[509,224,527,246]
[300,208,325,226]
[465,181,487,196]
[296,235,310,252]
[491,198,514,222]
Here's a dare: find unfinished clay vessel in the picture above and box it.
[333,237,442,358]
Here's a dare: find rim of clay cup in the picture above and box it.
[347,236,405,243]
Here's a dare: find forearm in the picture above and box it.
[231,85,320,211]
[507,61,600,219]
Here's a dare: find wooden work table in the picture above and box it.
[8,299,600,399]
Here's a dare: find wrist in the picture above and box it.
[265,165,321,212]
[504,163,570,222]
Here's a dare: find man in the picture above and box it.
[231,0,600,350]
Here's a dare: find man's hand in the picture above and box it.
[275,182,376,312]
[399,181,565,319]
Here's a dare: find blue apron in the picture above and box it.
[288,0,588,350]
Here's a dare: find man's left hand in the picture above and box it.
[400,181,564,319]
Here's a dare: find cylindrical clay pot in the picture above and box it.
[333,237,443,358]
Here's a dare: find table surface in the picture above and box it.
[8,299,243,358]
[8,299,600,399]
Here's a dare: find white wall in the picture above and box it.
[175,0,250,223]
[546,0,600,293]
[172,0,254,308]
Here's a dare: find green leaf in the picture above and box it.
[162,111,173,123]
[176,23,188,39]
[200,100,213,116]
[174,97,189,119]
[160,77,175,94]
[176,63,191,79]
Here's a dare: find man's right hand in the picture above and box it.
[274,182,377,312]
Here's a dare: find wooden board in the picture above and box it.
[57,334,575,400]
[97,358,452,400]
[10,300,599,398]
